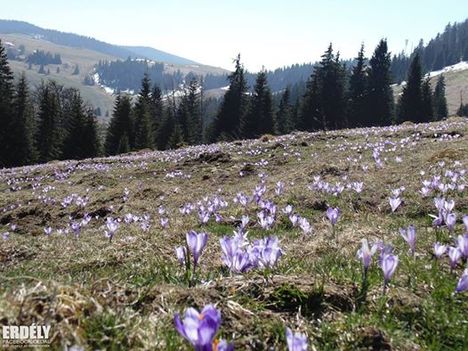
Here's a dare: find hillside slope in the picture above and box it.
[1,119,467,350]
[393,62,468,115]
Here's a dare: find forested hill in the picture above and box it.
[391,18,468,83]
[0,19,198,65]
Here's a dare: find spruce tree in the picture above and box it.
[0,39,14,168]
[421,78,433,121]
[81,109,100,158]
[367,39,394,126]
[105,94,133,155]
[299,72,322,131]
[211,54,248,141]
[275,87,293,135]
[133,74,153,150]
[7,73,37,166]
[155,104,176,150]
[241,70,274,138]
[347,44,368,127]
[433,75,448,120]
[151,84,163,146]
[178,79,202,144]
[398,53,424,123]
[36,82,63,162]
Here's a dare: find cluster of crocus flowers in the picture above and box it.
[431,197,456,230]
[220,226,283,274]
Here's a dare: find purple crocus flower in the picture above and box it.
[399,225,416,255]
[256,236,283,269]
[2,232,9,240]
[299,217,312,235]
[240,215,249,229]
[174,304,221,351]
[186,231,208,269]
[433,242,447,258]
[214,340,234,351]
[44,227,53,236]
[160,217,169,229]
[389,197,402,212]
[463,215,468,233]
[456,234,468,258]
[275,181,285,196]
[326,207,340,226]
[286,327,308,351]
[105,217,119,242]
[455,269,468,293]
[448,247,462,270]
[446,213,457,232]
[357,239,378,272]
[381,254,398,289]
[175,246,187,265]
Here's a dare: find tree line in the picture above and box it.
[0,38,451,169]
[0,40,100,168]
[391,18,468,83]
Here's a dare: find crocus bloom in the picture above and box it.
[389,197,402,212]
[326,207,340,226]
[463,215,468,233]
[105,217,119,241]
[446,213,456,232]
[399,225,416,255]
[186,231,208,269]
[174,305,221,351]
[44,227,53,236]
[448,247,462,270]
[299,217,312,235]
[160,217,169,228]
[433,242,447,258]
[175,246,187,265]
[2,232,9,240]
[286,327,308,351]
[357,239,378,272]
[455,269,468,293]
[381,254,398,286]
[456,234,468,258]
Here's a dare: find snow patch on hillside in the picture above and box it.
[426,61,468,78]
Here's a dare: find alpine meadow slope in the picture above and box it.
[1,118,467,350]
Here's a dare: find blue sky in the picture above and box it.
[2,0,467,71]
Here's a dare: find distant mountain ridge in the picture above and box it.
[0,19,198,65]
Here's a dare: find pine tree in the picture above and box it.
[151,84,163,146]
[7,73,37,166]
[299,72,322,131]
[211,54,248,141]
[367,39,394,126]
[133,74,153,150]
[398,53,424,123]
[0,39,14,168]
[178,79,202,144]
[303,44,346,131]
[36,82,63,162]
[155,104,176,150]
[433,75,448,120]
[81,109,100,158]
[275,87,293,134]
[105,94,133,155]
[421,78,433,121]
[241,70,274,138]
[347,44,368,127]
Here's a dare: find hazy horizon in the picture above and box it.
[2,0,468,71]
